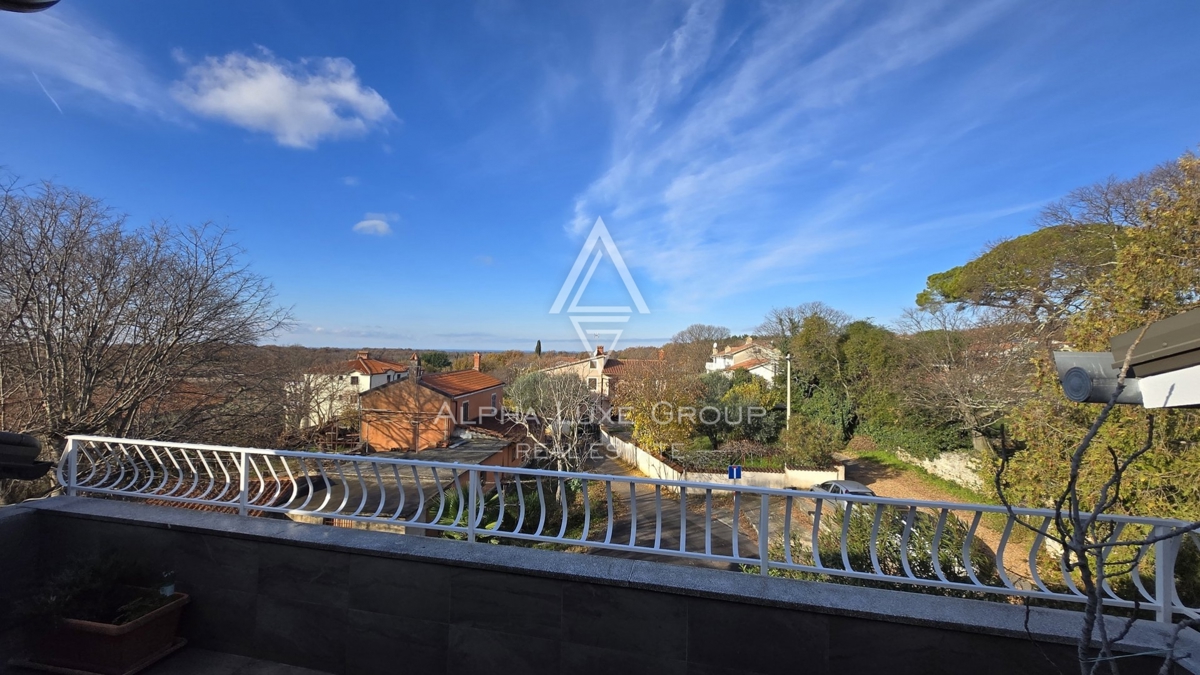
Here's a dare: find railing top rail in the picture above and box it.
[63,434,1192,528]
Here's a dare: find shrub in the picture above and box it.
[778,416,843,469]
[24,556,175,626]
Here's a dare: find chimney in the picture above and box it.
[473,352,481,371]
[409,352,421,380]
[595,345,604,356]
[356,349,370,360]
[712,342,718,356]
[658,349,665,361]
[745,336,753,345]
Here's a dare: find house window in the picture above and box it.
[589,360,597,369]
[490,393,497,410]
[461,401,470,422]
[350,376,359,386]
[588,378,597,391]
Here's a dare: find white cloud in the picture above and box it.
[352,211,398,236]
[0,9,169,115]
[342,176,360,186]
[171,47,395,148]
[0,12,395,148]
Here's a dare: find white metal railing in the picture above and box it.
[57,435,1200,622]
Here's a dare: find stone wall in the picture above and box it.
[895,448,984,491]
[601,430,842,489]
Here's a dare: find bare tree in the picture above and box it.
[0,180,291,453]
[668,323,732,371]
[755,302,851,349]
[1037,160,1183,230]
[670,323,731,345]
[899,305,1033,454]
[505,370,601,475]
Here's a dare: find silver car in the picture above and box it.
[810,480,876,511]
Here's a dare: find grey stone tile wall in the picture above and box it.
[13,499,1191,675]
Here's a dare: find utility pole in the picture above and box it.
[785,352,793,431]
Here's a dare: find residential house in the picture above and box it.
[301,350,409,428]
[359,352,515,455]
[538,345,665,398]
[705,336,780,383]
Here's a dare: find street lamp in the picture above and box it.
[785,352,793,431]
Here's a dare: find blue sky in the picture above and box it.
[1,1,1198,352]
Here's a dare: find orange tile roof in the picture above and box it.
[728,357,772,371]
[317,356,409,376]
[419,370,504,397]
[355,357,410,376]
[602,358,665,376]
[721,342,759,356]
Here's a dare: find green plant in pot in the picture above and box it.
[16,555,189,675]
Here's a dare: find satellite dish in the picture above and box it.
[0,0,60,12]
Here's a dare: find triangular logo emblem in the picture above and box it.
[551,217,649,315]
[550,217,649,351]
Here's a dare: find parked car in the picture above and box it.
[809,480,876,511]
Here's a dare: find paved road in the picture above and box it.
[582,458,761,569]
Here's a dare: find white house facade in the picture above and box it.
[300,350,410,428]
[705,337,780,383]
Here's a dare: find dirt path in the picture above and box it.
[841,453,1035,584]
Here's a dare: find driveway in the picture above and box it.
[583,457,761,569]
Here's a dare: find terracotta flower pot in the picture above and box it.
[29,593,189,675]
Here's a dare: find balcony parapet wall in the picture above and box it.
[3,497,1197,675]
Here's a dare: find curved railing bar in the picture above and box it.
[54,434,1199,620]
[839,503,854,572]
[994,515,1016,589]
[898,506,917,580]
[931,508,950,584]
[868,503,884,576]
[961,511,984,588]
[602,481,614,545]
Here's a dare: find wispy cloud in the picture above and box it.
[0,11,394,148]
[570,0,1017,307]
[0,9,169,115]
[342,176,360,186]
[352,211,399,236]
[31,71,62,115]
[286,322,412,341]
[172,47,395,149]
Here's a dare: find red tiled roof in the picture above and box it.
[602,358,665,376]
[720,343,759,356]
[317,356,408,376]
[728,357,772,371]
[420,370,504,397]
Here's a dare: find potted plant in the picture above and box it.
[14,556,189,675]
